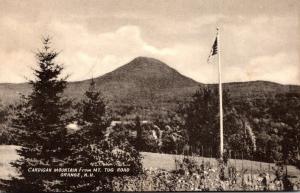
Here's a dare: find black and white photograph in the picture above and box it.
[0,0,299,192]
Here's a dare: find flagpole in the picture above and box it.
[217,27,224,159]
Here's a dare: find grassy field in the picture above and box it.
[141,152,300,177]
[0,145,20,180]
[1,145,300,180]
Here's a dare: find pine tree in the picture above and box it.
[79,79,108,140]
[1,37,71,192]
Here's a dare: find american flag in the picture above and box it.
[207,36,218,63]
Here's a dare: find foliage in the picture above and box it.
[112,162,299,191]
[151,110,186,154]
[178,85,300,165]
[55,131,142,192]
[233,92,300,163]
[0,104,17,144]
[268,93,300,164]
[180,86,249,157]
[57,80,143,192]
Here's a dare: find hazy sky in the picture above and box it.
[0,0,299,84]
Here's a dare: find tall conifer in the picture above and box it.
[2,37,71,192]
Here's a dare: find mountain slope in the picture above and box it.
[0,83,31,104]
[209,80,300,100]
[65,57,201,108]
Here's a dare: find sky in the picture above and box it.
[0,0,299,84]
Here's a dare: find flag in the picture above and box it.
[207,36,218,63]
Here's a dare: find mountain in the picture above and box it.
[67,56,200,97]
[0,83,31,105]
[209,80,300,100]
[0,56,299,116]
[65,57,201,115]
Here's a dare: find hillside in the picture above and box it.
[0,83,31,105]
[66,57,200,106]
[0,57,299,116]
[209,80,300,101]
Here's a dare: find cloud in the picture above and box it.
[0,51,35,83]
[0,16,180,82]
[16,21,179,81]
[53,24,178,81]
[246,52,299,84]
[218,52,299,84]
[216,15,300,84]
[221,15,299,65]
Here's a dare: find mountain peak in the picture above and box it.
[124,56,171,71]
[131,56,164,64]
[93,56,199,91]
[109,56,176,77]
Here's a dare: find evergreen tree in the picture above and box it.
[1,37,71,192]
[59,80,142,192]
[78,78,108,140]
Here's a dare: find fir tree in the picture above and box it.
[1,37,71,192]
[79,79,108,140]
